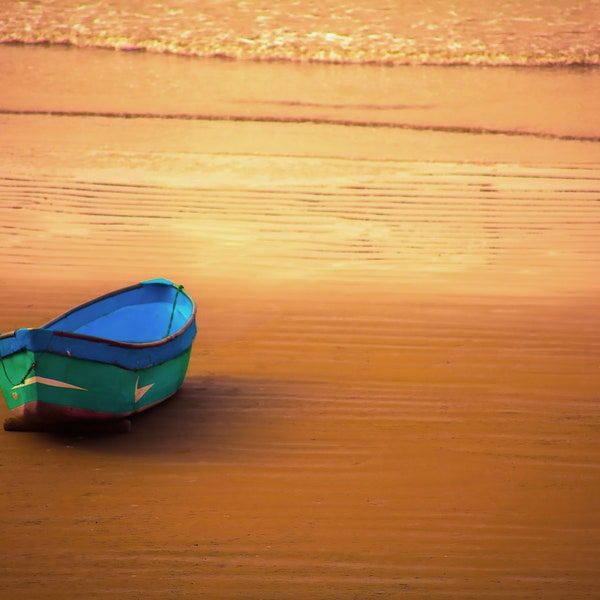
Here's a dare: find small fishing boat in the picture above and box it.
[0,279,196,432]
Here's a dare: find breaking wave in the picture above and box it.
[1,0,599,67]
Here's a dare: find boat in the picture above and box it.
[0,278,196,431]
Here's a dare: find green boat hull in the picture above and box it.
[0,347,192,423]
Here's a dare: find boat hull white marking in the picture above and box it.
[12,376,86,391]
[134,377,154,403]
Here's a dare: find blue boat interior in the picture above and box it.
[45,280,194,344]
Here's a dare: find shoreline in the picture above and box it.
[3,107,600,143]
[2,44,600,140]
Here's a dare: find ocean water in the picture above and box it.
[2,0,599,142]
[1,0,599,66]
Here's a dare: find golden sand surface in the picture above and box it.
[0,46,599,598]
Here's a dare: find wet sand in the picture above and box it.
[1,46,599,598]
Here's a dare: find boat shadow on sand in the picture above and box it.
[4,376,277,461]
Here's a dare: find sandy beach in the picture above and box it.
[1,45,599,599]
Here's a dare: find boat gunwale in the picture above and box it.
[0,279,197,349]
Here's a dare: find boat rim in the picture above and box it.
[0,279,197,348]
